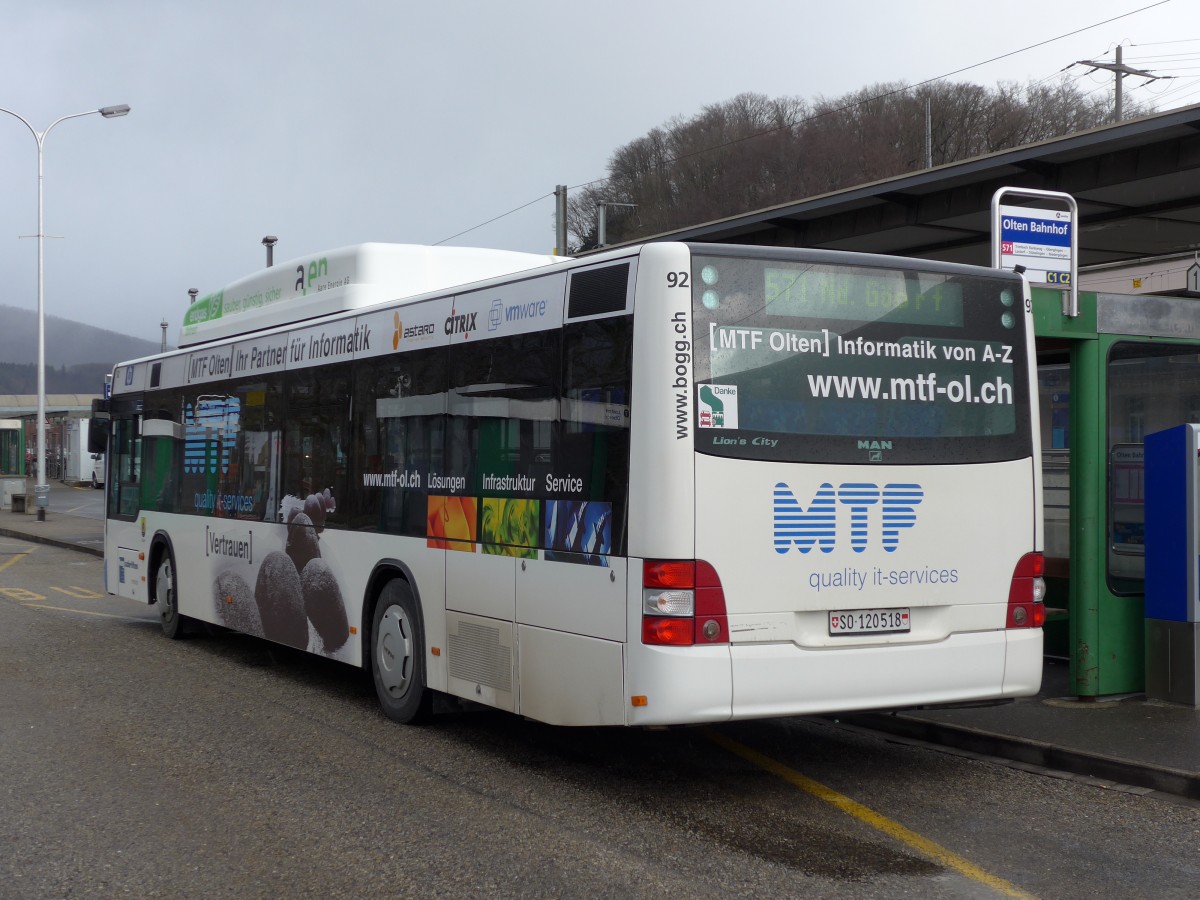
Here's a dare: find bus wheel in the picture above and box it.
[371,579,432,724]
[154,549,188,640]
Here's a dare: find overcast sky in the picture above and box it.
[0,0,1192,342]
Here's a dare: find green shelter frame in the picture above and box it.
[1034,286,1200,696]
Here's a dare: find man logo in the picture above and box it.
[858,439,890,462]
[773,482,923,554]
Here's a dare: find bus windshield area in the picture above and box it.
[690,252,1033,465]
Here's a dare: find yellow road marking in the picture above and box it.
[0,586,45,602]
[705,729,1038,900]
[0,547,34,574]
[23,604,148,622]
[51,585,105,599]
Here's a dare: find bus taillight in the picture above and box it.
[642,616,695,646]
[642,559,729,646]
[1007,552,1046,628]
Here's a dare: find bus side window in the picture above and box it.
[560,316,633,556]
[222,380,282,522]
[352,347,447,536]
[284,365,351,529]
[449,329,560,553]
[108,414,142,520]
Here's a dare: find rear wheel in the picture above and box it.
[154,549,189,639]
[371,579,432,724]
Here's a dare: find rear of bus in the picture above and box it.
[625,243,1043,724]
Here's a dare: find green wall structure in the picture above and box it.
[1032,286,1200,695]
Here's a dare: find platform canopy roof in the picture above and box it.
[0,395,99,418]
[643,102,1200,270]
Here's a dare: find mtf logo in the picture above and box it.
[773,482,923,554]
[184,395,241,475]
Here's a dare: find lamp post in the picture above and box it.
[0,103,130,521]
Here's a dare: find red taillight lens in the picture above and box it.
[643,560,694,589]
[1007,552,1046,628]
[1013,552,1045,579]
[642,615,694,646]
[642,559,728,645]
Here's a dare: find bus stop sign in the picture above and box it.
[991,187,1079,317]
[998,207,1073,285]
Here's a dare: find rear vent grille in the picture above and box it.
[568,264,630,319]
[448,620,513,692]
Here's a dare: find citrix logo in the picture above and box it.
[444,309,478,338]
[773,481,923,554]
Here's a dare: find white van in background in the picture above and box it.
[90,453,105,489]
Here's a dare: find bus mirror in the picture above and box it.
[87,419,110,454]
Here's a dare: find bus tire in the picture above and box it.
[371,579,432,725]
[153,546,189,640]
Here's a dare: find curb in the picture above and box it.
[0,524,103,558]
[844,712,1200,801]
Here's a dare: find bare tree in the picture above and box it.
[568,78,1143,249]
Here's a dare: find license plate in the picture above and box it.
[829,608,910,635]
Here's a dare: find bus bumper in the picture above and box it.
[726,629,1043,721]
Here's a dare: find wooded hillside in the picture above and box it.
[568,79,1134,249]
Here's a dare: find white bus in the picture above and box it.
[96,241,1044,726]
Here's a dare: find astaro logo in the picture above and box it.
[773,481,923,554]
[393,312,437,348]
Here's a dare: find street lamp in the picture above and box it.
[0,103,131,521]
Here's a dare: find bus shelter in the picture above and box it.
[1,418,26,510]
[0,419,23,476]
[1033,286,1200,696]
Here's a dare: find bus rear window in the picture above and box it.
[691,252,1032,465]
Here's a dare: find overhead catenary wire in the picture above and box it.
[1127,37,1200,47]
[432,193,553,247]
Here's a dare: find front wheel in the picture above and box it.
[154,548,189,640]
[371,579,433,724]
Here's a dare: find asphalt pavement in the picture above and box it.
[0,480,104,557]
[3,480,1199,801]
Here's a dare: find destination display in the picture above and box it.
[691,253,1031,466]
[761,264,964,327]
